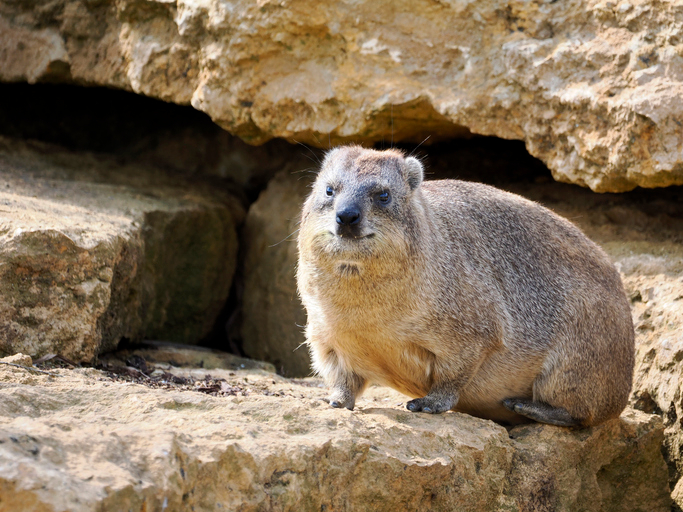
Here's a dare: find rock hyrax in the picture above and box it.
[297,146,635,427]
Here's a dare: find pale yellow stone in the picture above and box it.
[0,363,671,511]
[3,0,683,191]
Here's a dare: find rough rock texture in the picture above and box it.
[628,254,683,502]
[0,136,244,362]
[0,354,671,512]
[2,0,683,191]
[100,339,277,374]
[241,169,314,377]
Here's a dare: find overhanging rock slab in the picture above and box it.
[3,0,683,191]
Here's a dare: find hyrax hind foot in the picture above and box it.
[407,390,456,414]
[503,398,581,427]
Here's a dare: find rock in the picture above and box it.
[0,361,671,511]
[0,353,33,368]
[241,169,314,377]
[0,136,244,363]
[3,0,683,191]
[626,261,683,500]
[99,340,277,374]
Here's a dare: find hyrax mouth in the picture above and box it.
[335,231,375,240]
[320,231,375,263]
[336,261,361,276]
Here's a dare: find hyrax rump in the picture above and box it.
[297,146,635,427]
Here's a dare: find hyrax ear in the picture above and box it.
[404,156,424,191]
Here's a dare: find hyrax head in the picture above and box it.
[300,146,424,265]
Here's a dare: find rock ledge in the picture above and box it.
[0,355,670,512]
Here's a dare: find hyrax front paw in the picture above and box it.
[326,389,356,410]
[406,394,455,414]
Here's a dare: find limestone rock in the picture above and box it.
[3,0,683,191]
[626,259,683,499]
[241,169,314,377]
[0,353,33,368]
[100,340,277,374]
[0,361,671,511]
[0,137,244,363]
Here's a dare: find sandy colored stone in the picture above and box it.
[0,353,33,368]
[0,137,244,363]
[2,0,683,191]
[241,169,315,377]
[626,260,683,500]
[100,340,277,374]
[0,361,671,512]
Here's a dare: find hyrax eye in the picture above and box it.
[325,186,334,197]
[377,191,391,205]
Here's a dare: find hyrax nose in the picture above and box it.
[336,207,361,226]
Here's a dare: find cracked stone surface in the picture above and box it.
[241,168,313,377]
[0,353,671,512]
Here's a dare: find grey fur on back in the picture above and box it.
[421,180,634,423]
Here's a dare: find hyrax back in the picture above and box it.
[297,146,635,427]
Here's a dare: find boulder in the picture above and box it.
[626,256,683,503]
[0,354,671,511]
[2,0,683,191]
[241,169,314,377]
[0,137,244,362]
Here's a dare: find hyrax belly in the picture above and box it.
[328,330,435,400]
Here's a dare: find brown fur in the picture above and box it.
[297,146,635,426]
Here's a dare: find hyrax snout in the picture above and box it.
[335,202,362,237]
[297,146,635,427]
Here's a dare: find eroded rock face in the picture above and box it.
[2,0,682,191]
[0,137,244,362]
[241,169,314,376]
[628,263,683,502]
[0,355,671,512]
